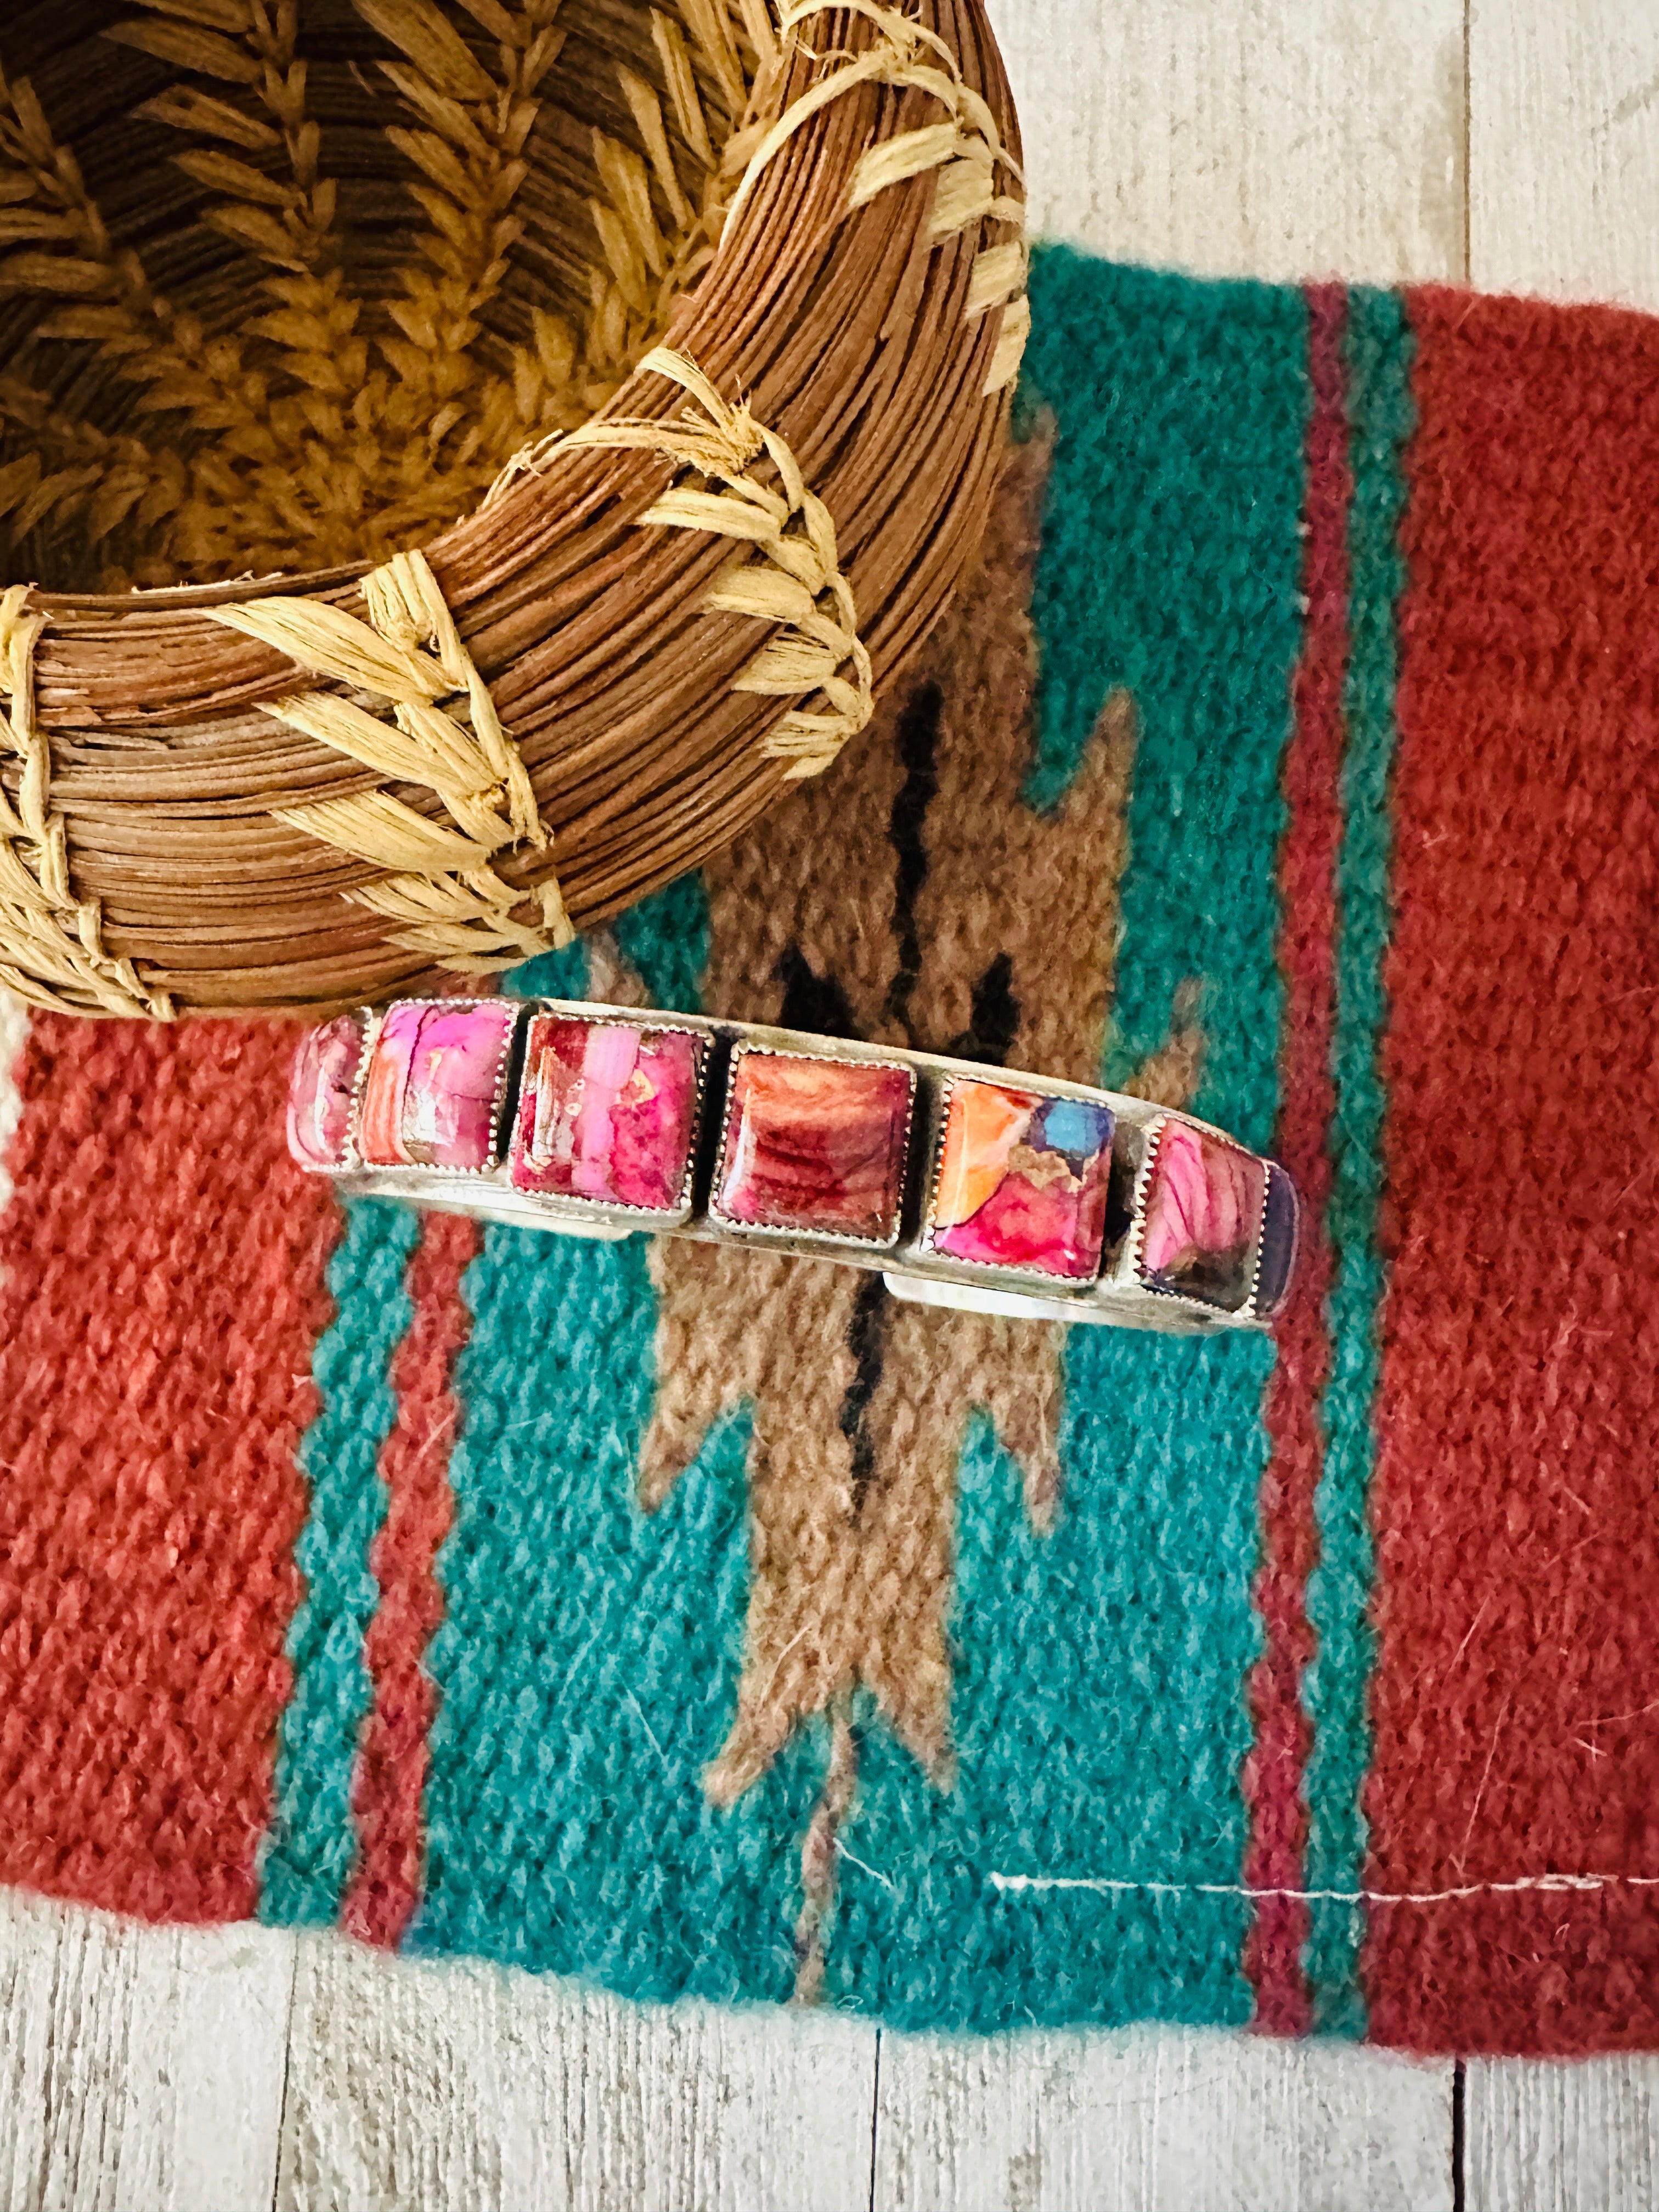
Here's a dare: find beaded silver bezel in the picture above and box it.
[915,1071,1118,1290]
[506,1009,710,1223]
[707,1043,918,1251]
[350,996,522,1181]
[1127,1113,1288,1323]
[286,1009,370,1175]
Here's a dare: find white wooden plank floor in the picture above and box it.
[4,2,1659,2205]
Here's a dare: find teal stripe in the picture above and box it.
[408,1232,820,1995]
[261,878,706,1940]
[825,247,1306,2029]
[259,1196,419,1926]
[413,878,816,1994]
[502,937,588,1002]
[1024,256,1307,1155]
[1302,288,1415,2034]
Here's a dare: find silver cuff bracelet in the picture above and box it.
[286,995,1301,1335]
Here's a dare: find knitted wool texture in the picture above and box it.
[0,246,1656,2056]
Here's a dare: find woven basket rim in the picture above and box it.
[0,0,1027,1017]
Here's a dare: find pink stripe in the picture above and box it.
[1244,283,1352,2035]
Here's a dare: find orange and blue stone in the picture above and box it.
[928,1080,1115,1279]
[358,1000,515,1171]
[713,1049,913,1244]
[510,1016,703,1214]
[1137,1120,1269,1312]
[286,1014,364,1170]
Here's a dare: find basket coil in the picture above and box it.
[0,0,1024,1015]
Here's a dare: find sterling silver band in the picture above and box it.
[286,995,1301,1335]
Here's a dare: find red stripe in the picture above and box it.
[1244,283,1351,2035]
[1362,289,1659,2053]
[341,1209,478,1948]
[0,1015,338,1922]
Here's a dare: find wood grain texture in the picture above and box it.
[0,1887,292,2212]
[275,1932,879,2212]
[1470,0,1659,311]
[1468,2057,1659,2212]
[873,2025,1453,2212]
[983,0,1467,281]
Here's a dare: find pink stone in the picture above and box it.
[286,1014,363,1170]
[358,1000,515,1171]
[929,1080,1114,1279]
[714,1050,913,1243]
[510,1017,703,1213]
[1137,1120,1267,1311]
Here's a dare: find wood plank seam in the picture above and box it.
[868,2027,882,2212]
[271,1940,301,2212]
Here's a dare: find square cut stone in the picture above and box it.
[713,1049,913,1244]
[1137,1120,1267,1312]
[358,1000,515,1172]
[928,1080,1115,1280]
[510,1016,703,1215]
[286,1014,364,1171]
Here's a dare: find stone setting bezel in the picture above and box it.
[707,1043,918,1250]
[916,1072,1116,1289]
[353,996,522,1180]
[506,1011,709,1222]
[286,1010,368,1175]
[1128,1113,1291,1322]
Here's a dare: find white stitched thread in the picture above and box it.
[986,1871,1659,1908]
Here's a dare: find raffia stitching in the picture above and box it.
[723,0,1030,394]
[0,585,174,1019]
[207,549,573,971]
[499,346,873,780]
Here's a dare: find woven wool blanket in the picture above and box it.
[1,246,1656,2059]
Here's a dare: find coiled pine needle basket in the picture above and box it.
[0,0,1024,1017]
